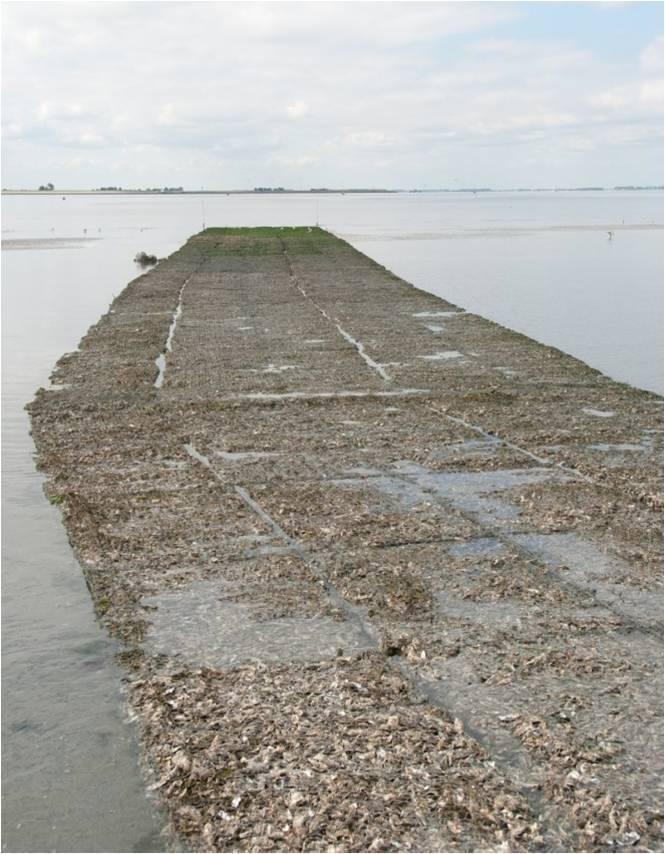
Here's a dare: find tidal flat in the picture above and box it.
[28,227,663,852]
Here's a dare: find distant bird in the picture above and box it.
[83,228,87,234]
[607,231,614,240]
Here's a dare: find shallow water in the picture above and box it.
[144,580,373,669]
[512,532,663,626]
[2,240,167,850]
[447,537,506,557]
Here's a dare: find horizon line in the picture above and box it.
[2,185,663,195]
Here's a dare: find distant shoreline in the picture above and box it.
[2,186,663,196]
[1,189,395,196]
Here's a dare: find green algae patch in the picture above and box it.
[195,226,338,256]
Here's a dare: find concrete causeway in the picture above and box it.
[29,227,663,851]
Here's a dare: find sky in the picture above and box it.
[1,1,663,190]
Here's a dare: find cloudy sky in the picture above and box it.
[1,1,663,190]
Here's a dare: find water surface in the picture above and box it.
[2,236,167,852]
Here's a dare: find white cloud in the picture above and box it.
[77,131,104,147]
[273,153,318,167]
[286,101,309,119]
[156,103,180,127]
[639,79,664,108]
[590,79,663,116]
[343,131,399,148]
[640,36,664,74]
[1,2,662,188]
[2,122,23,139]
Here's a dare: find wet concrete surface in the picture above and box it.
[28,227,663,852]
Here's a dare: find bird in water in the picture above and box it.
[607,231,614,240]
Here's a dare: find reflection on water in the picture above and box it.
[1,237,101,250]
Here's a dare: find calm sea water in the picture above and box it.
[1,190,662,851]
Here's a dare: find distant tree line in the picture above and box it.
[38,182,54,191]
[95,186,184,193]
[140,187,184,193]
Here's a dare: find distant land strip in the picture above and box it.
[2,185,663,195]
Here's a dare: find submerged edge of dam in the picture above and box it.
[27,227,663,852]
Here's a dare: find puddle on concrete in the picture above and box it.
[236,532,297,560]
[412,310,465,318]
[184,442,212,469]
[162,458,188,470]
[512,532,624,582]
[143,580,373,668]
[334,463,568,531]
[588,442,646,453]
[233,389,430,401]
[164,300,183,353]
[154,270,194,389]
[333,472,430,510]
[511,532,663,625]
[250,364,299,374]
[335,460,664,627]
[386,462,570,524]
[582,408,616,418]
[215,450,281,462]
[448,537,506,557]
[342,466,383,477]
[154,353,167,387]
[419,351,464,361]
[429,438,502,464]
[246,543,298,558]
[437,594,524,629]
[334,322,391,382]
[344,452,660,626]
